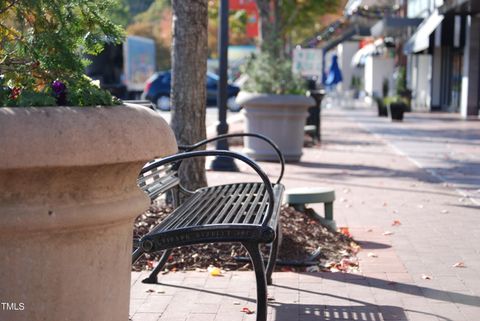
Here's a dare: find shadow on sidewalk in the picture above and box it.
[158,279,455,321]
[307,272,480,308]
[294,161,441,184]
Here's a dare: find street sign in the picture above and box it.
[292,48,323,77]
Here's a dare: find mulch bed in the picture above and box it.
[133,200,360,273]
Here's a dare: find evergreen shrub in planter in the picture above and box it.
[236,52,314,162]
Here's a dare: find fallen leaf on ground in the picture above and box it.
[453,262,466,268]
[241,307,255,314]
[146,289,155,293]
[383,231,394,236]
[207,266,222,276]
[392,220,402,226]
[146,260,155,269]
[350,242,361,254]
[367,252,378,258]
[338,227,351,237]
[421,274,432,280]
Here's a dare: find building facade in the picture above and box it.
[405,0,480,118]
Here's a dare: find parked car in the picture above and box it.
[142,71,241,111]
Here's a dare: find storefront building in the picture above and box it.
[405,0,480,118]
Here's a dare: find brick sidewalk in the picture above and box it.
[131,108,480,321]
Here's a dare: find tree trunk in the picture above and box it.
[255,0,281,57]
[170,0,208,191]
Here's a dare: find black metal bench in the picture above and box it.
[132,133,285,321]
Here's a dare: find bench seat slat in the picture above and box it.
[151,183,273,235]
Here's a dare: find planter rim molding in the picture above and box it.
[0,103,177,169]
[236,91,316,108]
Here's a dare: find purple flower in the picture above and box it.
[51,80,66,95]
[51,80,67,105]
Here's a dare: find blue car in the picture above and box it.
[142,71,241,111]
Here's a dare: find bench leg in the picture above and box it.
[242,242,268,321]
[324,202,334,221]
[132,247,144,264]
[142,249,173,284]
[266,221,282,285]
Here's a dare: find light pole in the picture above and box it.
[210,0,239,171]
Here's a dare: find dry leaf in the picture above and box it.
[146,289,155,293]
[421,274,432,280]
[392,220,401,226]
[452,262,466,268]
[241,307,255,314]
[338,227,351,237]
[208,266,222,276]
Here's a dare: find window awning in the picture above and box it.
[344,0,397,16]
[351,38,385,67]
[404,10,444,54]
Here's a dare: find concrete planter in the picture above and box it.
[236,91,315,162]
[0,104,176,321]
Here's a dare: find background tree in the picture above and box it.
[207,2,250,58]
[170,0,209,190]
[126,0,172,70]
[255,0,343,58]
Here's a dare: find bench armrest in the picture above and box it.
[140,150,278,226]
[178,133,285,184]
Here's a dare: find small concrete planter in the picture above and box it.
[0,104,176,321]
[236,91,315,162]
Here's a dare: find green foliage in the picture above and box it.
[382,78,389,97]
[134,0,170,22]
[395,66,407,95]
[0,0,124,107]
[383,95,409,106]
[256,0,342,58]
[241,52,306,95]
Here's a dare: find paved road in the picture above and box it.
[157,107,240,129]
[349,110,480,204]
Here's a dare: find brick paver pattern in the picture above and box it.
[131,108,480,321]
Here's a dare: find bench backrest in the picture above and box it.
[137,162,180,200]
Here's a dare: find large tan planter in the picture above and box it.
[0,104,176,321]
[236,91,315,162]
